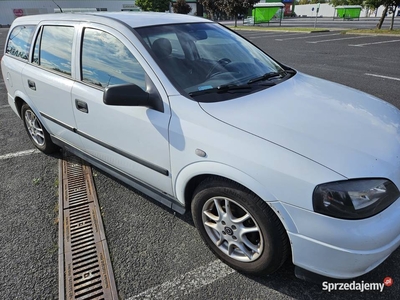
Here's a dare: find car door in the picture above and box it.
[71,25,173,195]
[21,22,82,148]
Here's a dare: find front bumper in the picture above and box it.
[280,198,400,279]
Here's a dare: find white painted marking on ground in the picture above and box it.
[243,32,287,37]
[246,33,276,38]
[0,149,41,160]
[0,104,10,109]
[349,39,400,47]
[276,32,341,41]
[250,32,305,39]
[307,35,371,44]
[127,260,235,300]
[365,73,400,82]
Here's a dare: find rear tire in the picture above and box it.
[21,103,58,154]
[191,177,289,275]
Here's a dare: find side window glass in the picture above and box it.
[6,25,35,60]
[36,26,74,76]
[81,28,146,90]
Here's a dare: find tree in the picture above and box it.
[135,0,170,12]
[216,0,258,27]
[200,0,219,19]
[330,0,364,6]
[173,0,192,14]
[376,0,400,29]
[389,0,400,30]
[364,0,382,17]
[364,0,382,10]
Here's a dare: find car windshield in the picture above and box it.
[135,23,291,100]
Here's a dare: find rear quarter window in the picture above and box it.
[6,25,36,60]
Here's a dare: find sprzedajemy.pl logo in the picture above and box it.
[322,277,393,292]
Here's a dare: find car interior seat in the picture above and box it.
[151,38,204,90]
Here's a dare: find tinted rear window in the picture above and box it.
[6,25,35,60]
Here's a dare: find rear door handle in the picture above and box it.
[75,99,88,113]
[28,80,36,91]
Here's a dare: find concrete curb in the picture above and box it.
[231,27,333,33]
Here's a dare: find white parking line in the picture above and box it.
[349,39,400,47]
[365,73,400,82]
[0,104,10,109]
[249,32,305,39]
[307,36,372,44]
[246,33,275,38]
[243,32,287,37]
[276,33,341,41]
[127,260,235,300]
[0,149,41,160]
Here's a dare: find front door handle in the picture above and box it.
[28,79,36,91]
[75,99,88,113]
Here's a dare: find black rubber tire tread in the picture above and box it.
[21,103,59,154]
[191,176,290,275]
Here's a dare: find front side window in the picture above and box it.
[6,25,35,60]
[33,26,74,76]
[81,28,146,89]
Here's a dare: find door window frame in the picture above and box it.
[29,21,79,79]
[75,23,170,113]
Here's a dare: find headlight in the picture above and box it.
[313,179,399,219]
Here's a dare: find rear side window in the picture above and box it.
[81,28,146,89]
[33,26,74,76]
[6,25,35,60]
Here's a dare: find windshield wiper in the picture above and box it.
[189,84,252,97]
[247,71,285,84]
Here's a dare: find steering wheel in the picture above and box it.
[206,58,232,79]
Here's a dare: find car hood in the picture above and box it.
[199,72,400,179]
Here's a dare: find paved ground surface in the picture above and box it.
[1,18,400,300]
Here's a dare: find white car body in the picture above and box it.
[2,12,400,280]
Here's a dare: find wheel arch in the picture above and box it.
[14,96,25,118]
[175,162,276,207]
[13,90,37,117]
[13,91,52,134]
[176,162,298,234]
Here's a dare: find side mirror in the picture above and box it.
[103,84,163,112]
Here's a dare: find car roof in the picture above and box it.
[10,12,212,28]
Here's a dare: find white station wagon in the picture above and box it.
[2,12,400,281]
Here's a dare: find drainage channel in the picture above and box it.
[59,153,118,300]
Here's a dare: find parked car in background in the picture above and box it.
[2,12,400,281]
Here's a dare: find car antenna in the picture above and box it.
[52,0,63,13]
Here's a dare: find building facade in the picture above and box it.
[0,1,140,26]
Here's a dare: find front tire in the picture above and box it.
[191,177,289,275]
[21,103,58,154]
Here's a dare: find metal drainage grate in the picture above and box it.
[59,154,118,300]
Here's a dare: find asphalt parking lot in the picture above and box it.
[1,23,400,299]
